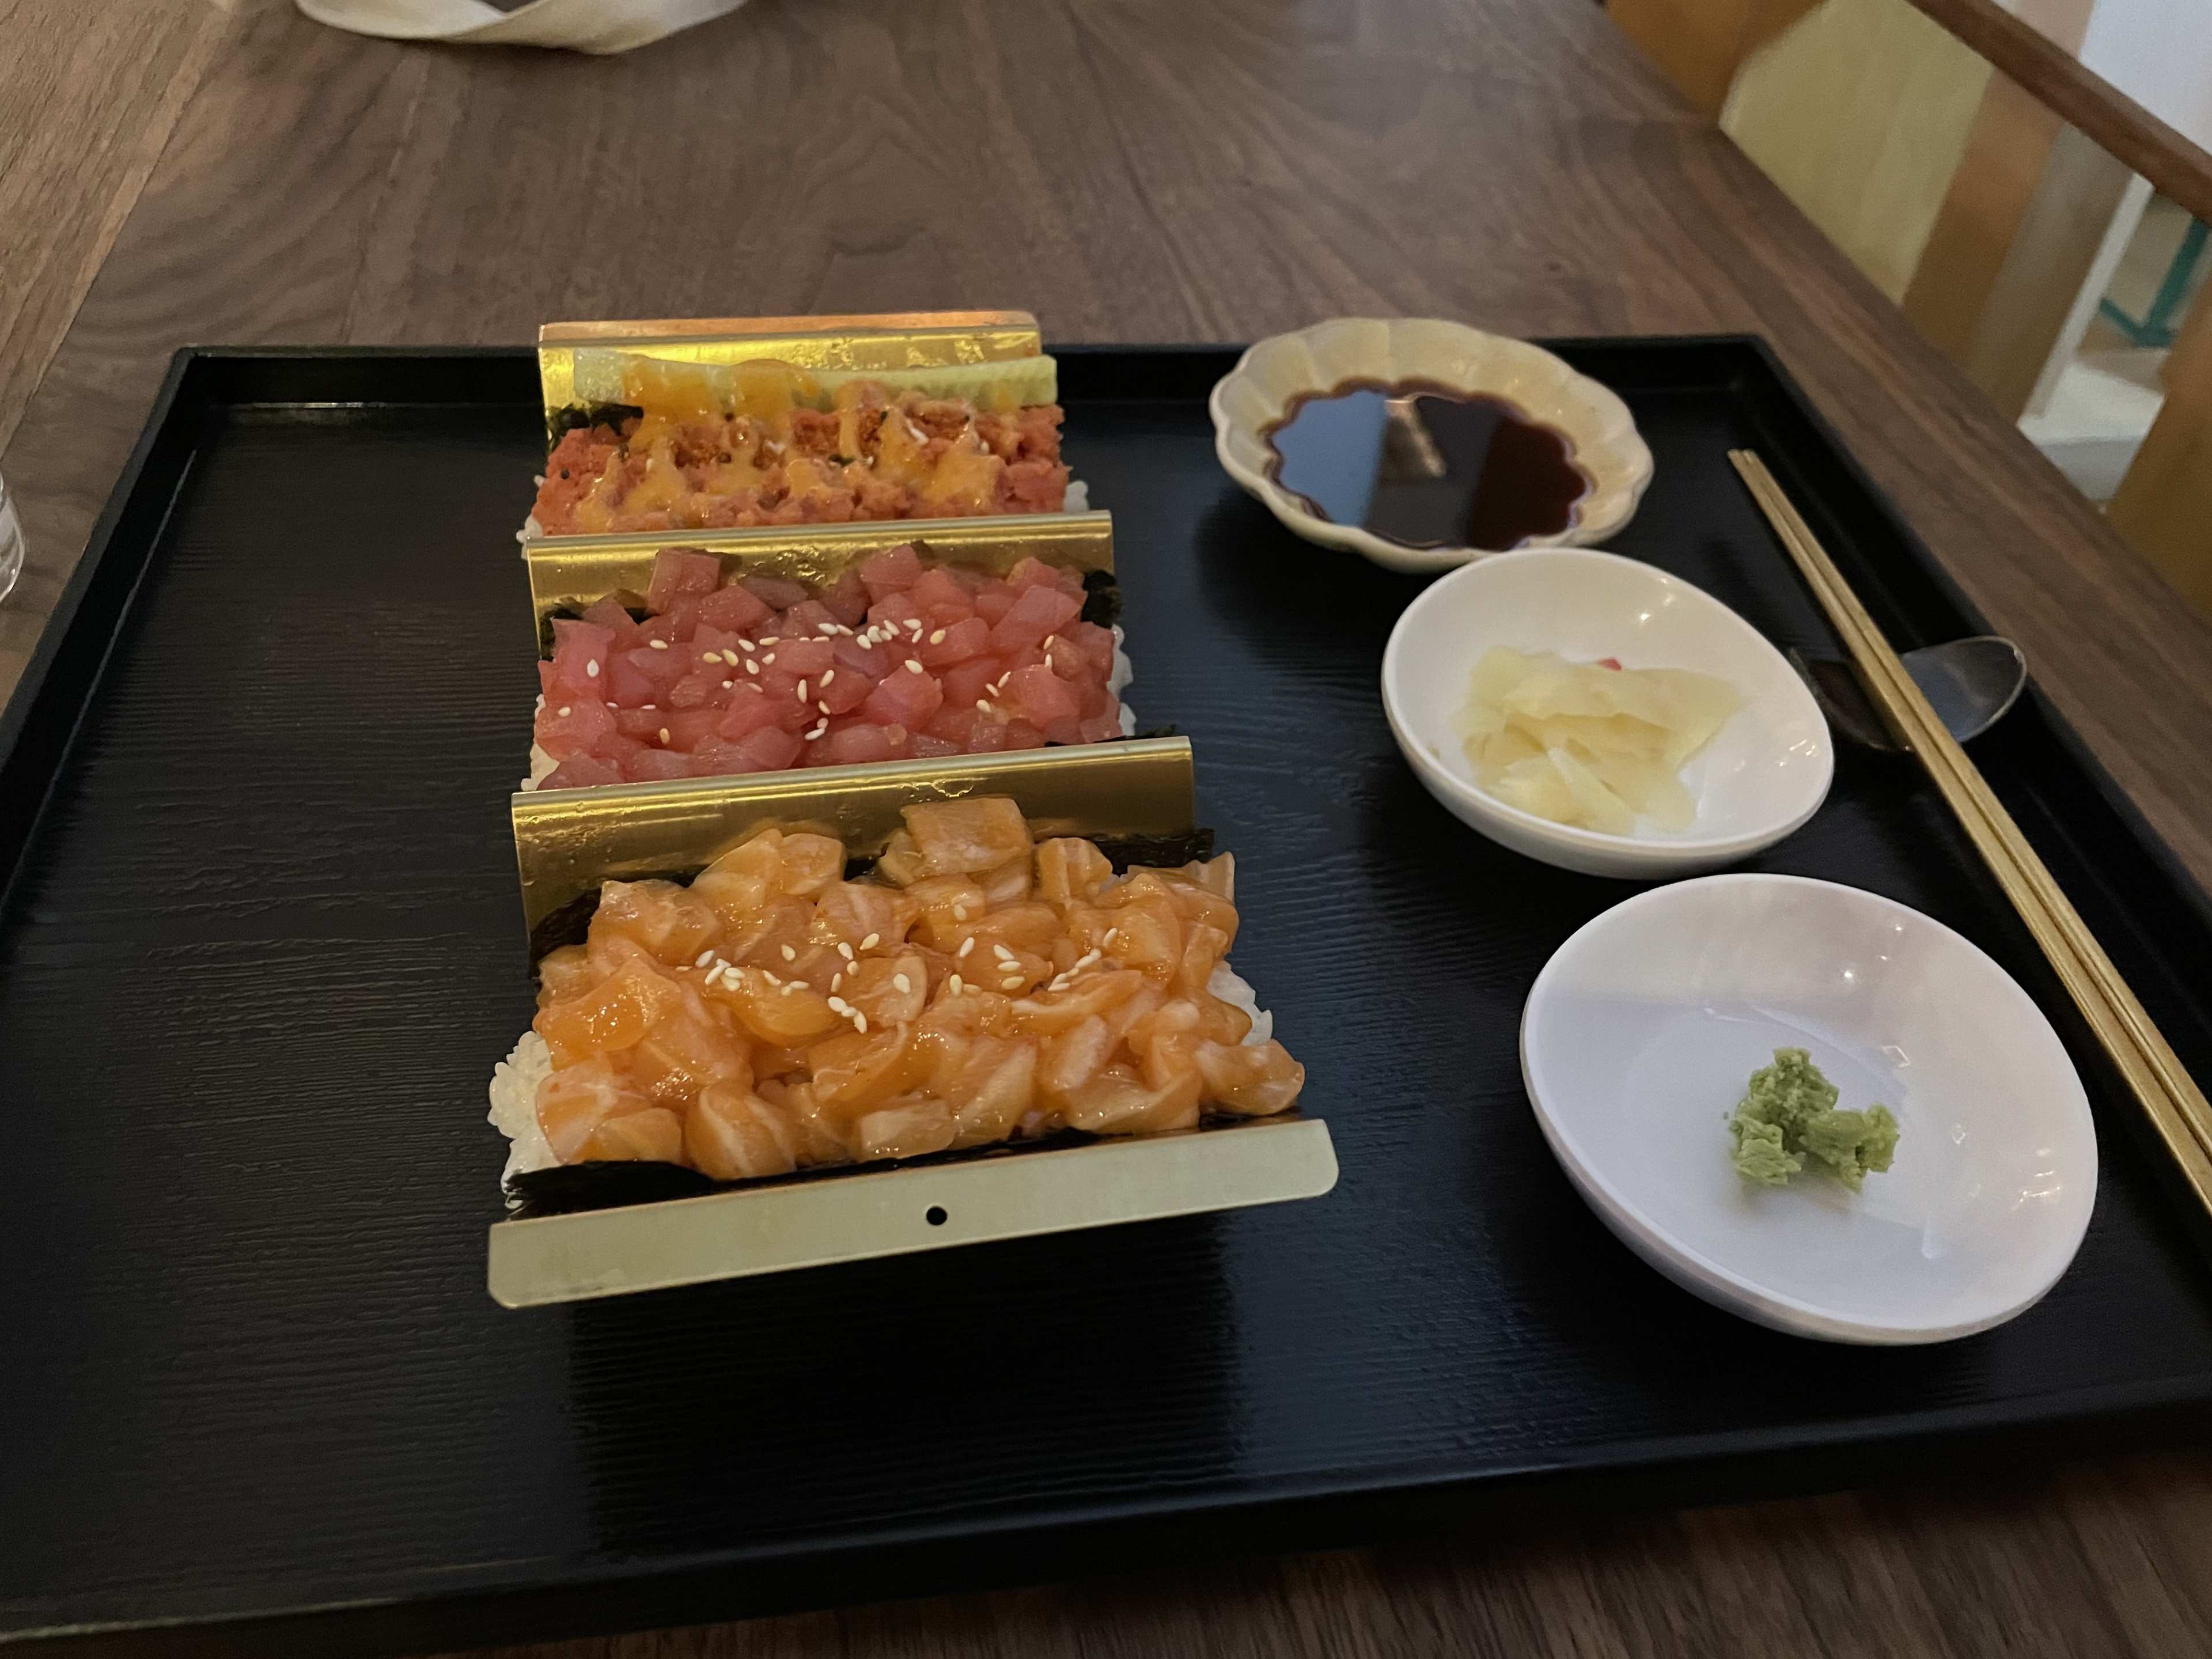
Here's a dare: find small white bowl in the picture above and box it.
[1210,317,1654,573]
[1521,874,2098,1344]
[1381,548,1832,878]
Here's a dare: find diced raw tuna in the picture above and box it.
[974,589,1014,624]
[812,722,909,767]
[647,548,721,612]
[862,665,945,727]
[770,637,836,677]
[1078,711,1125,743]
[817,669,872,715]
[776,601,836,640]
[1069,621,1116,676]
[624,643,688,694]
[661,709,723,751]
[536,696,617,759]
[697,584,772,635]
[988,585,1081,655]
[537,661,559,699]
[1005,556,1074,594]
[823,570,872,626]
[579,595,642,648]
[551,619,616,697]
[940,657,1002,709]
[606,656,659,708]
[908,566,972,621]
[685,740,764,780]
[1006,664,1078,726]
[622,748,695,783]
[909,734,961,758]
[741,574,809,612]
[668,669,729,710]
[832,635,889,679]
[857,543,923,600]
[919,616,988,668]
[1001,719,1048,750]
[541,754,627,790]
[715,684,782,740]
[737,727,803,770]
[866,592,927,633]
[615,707,668,741]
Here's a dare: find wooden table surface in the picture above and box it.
[5,0,2212,1653]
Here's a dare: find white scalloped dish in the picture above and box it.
[1210,318,1654,573]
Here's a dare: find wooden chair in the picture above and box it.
[1608,0,2212,611]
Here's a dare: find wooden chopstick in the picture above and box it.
[1729,450,2212,1206]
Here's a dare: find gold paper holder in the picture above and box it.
[537,310,1044,428]
[524,512,1115,653]
[488,1116,1338,1307]
[513,736,1198,949]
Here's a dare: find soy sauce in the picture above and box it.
[1262,378,1589,550]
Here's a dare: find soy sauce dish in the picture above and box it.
[1210,317,1654,573]
[1380,549,1833,878]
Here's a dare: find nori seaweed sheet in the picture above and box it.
[546,402,641,449]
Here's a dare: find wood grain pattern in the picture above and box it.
[7,1,2212,1654]
[1897,0,2212,223]
[2109,282,2212,609]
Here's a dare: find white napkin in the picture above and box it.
[294,0,746,53]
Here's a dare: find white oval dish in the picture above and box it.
[1209,317,1654,573]
[1380,548,1832,878]
[1521,874,2098,1344]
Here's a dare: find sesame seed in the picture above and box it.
[702,650,720,662]
[831,973,843,991]
[781,982,800,995]
[642,703,656,710]
[817,701,831,714]
[694,950,715,967]
[744,658,760,674]
[797,680,809,700]
[586,660,600,677]
[762,653,775,665]
[760,637,778,646]
[821,669,835,685]
[721,680,733,691]
[907,619,923,634]
[805,725,827,741]
[952,905,968,921]
[724,650,741,666]
[892,973,911,993]
[929,629,945,644]
[1105,929,1120,945]
[992,674,1008,691]
[648,639,669,650]
[558,706,571,717]
[781,945,796,961]
[860,933,879,950]
[660,728,671,744]
[1000,976,1021,990]
[905,659,924,674]
[838,943,854,960]
[853,1011,869,1033]
[976,699,991,713]
[957,938,975,957]
[827,996,850,1014]
[993,944,1016,962]
[764,969,781,985]
[948,974,964,995]
[736,639,755,651]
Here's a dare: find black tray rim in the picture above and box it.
[9,338,2212,1657]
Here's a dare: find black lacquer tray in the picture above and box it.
[4,342,2211,1658]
